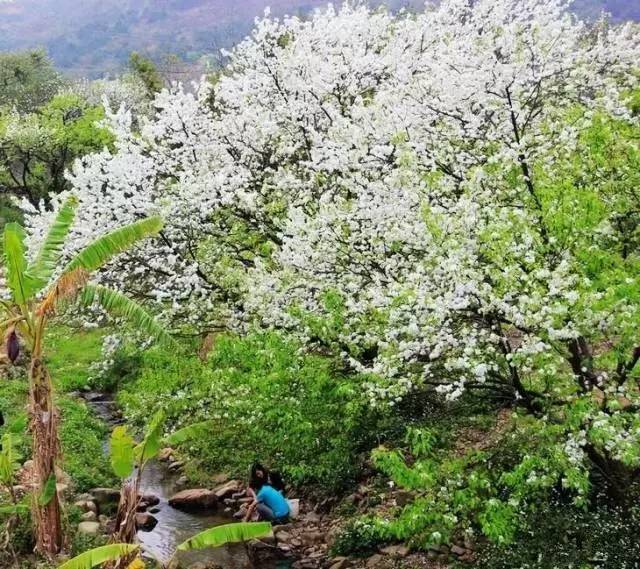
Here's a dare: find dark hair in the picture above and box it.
[269,470,286,495]
[249,462,267,491]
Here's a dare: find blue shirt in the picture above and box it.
[257,484,290,518]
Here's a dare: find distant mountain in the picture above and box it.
[0,0,637,77]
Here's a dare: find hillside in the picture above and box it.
[0,0,638,77]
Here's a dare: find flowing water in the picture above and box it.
[83,393,262,567]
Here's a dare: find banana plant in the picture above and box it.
[107,410,165,567]
[0,196,172,557]
[57,544,140,569]
[175,522,273,551]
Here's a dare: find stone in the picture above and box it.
[175,475,189,487]
[380,544,409,558]
[213,479,243,500]
[136,512,159,532]
[248,538,289,566]
[85,501,98,513]
[168,489,218,511]
[77,521,101,535]
[85,392,107,402]
[137,493,160,511]
[149,507,161,514]
[168,461,185,472]
[98,515,109,525]
[212,473,229,485]
[90,487,121,507]
[276,531,292,543]
[366,554,383,568]
[451,545,466,556]
[394,490,414,507]
[301,531,325,546]
[329,557,350,569]
[81,511,97,522]
[76,493,95,502]
[158,447,174,461]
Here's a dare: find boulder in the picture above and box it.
[158,447,174,462]
[213,480,243,500]
[137,493,160,512]
[366,554,383,568]
[77,521,101,535]
[380,544,409,558]
[81,511,97,522]
[168,489,218,511]
[176,475,189,487]
[90,487,121,507]
[136,512,159,532]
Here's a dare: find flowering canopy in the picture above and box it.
[24,0,640,433]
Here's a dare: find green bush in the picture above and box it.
[330,517,389,557]
[476,502,640,569]
[118,331,394,495]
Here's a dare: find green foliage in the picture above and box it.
[37,473,57,506]
[477,502,640,569]
[67,217,164,273]
[0,93,113,207]
[28,197,78,287]
[118,332,392,494]
[176,522,272,551]
[330,517,389,557]
[109,426,136,478]
[79,286,172,348]
[128,53,164,95]
[58,543,139,569]
[0,49,61,112]
[46,326,105,392]
[59,397,117,492]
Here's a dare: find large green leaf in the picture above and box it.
[65,216,163,273]
[3,222,38,304]
[38,472,57,506]
[135,410,165,465]
[165,420,216,446]
[27,196,77,288]
[57,544,139,569]
[176,522,272,551]
[0,433,20,485]
[0,502,29,515]
[79,285,173,346]
[110,425,136,479]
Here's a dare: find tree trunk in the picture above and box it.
[28,356,63,557]
[108,479,140,569]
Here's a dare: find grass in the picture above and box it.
[0,324,116,493]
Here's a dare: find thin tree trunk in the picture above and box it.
[28,356,63,557]
[108,478,140,569]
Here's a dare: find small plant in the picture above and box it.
[330,517,388,557]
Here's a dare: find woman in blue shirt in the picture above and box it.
[244,478,290,524]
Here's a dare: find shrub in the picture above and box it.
[330,517,389,557]
[476,502,640,569]
[118,332,395,495]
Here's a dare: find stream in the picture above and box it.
[84,393,274,568]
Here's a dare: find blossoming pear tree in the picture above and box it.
[23,0,640,499]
